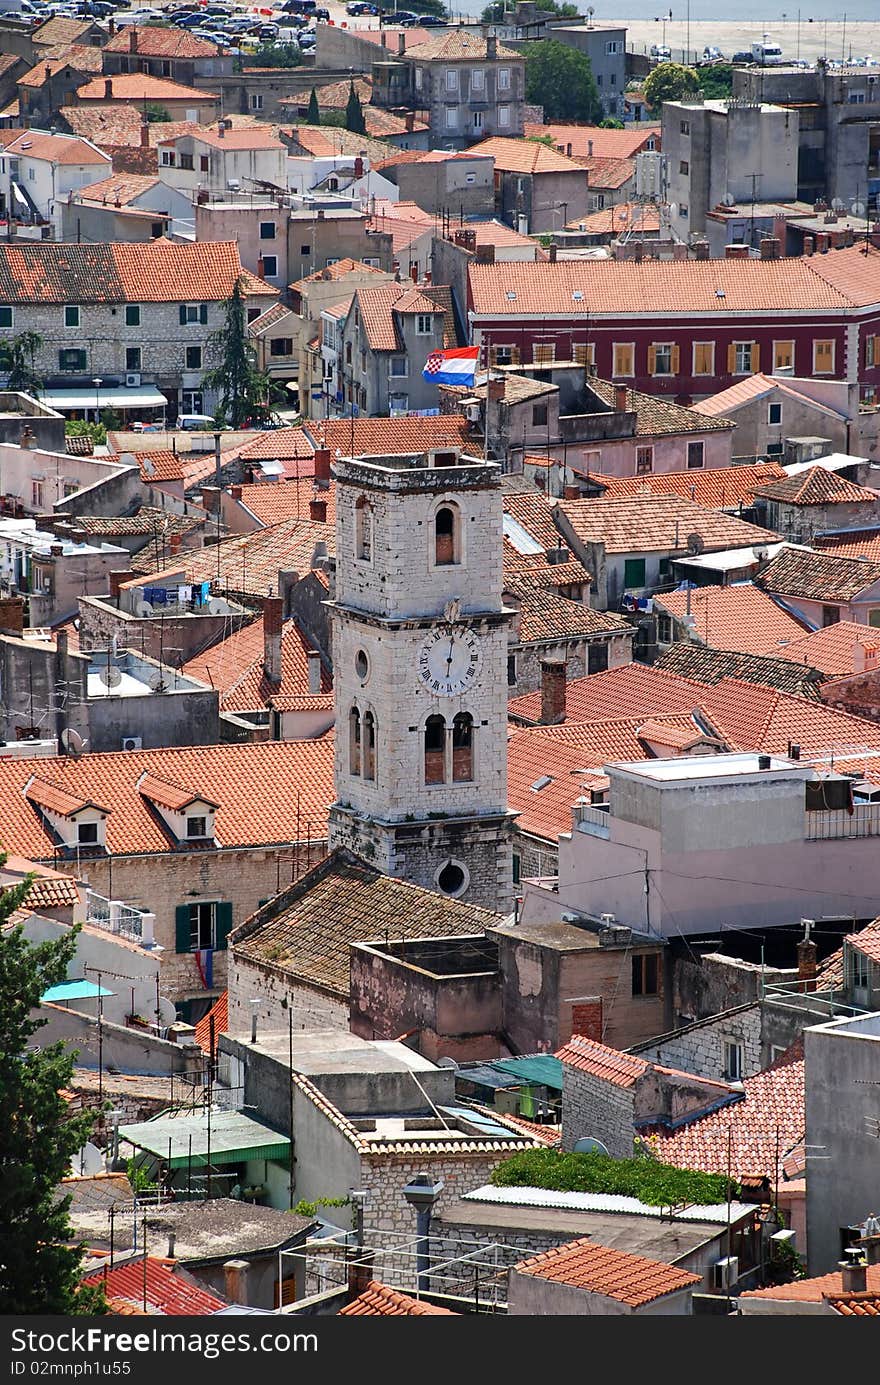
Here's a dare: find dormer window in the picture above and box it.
[24,777,111,851]
[137,773,217,845]
[187,816,207,839]
[78,821,99,845]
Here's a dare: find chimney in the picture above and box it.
[540,658,566,725]
[692,239,710,260]
[854,640,880,673]
[614,383,628,412]
[313,446,331,488]
[562,485,580,498]
[816,231,830,253]
[223,1260,250,1306]
[307,649,321,695]
[759,237,780,259]
[398,32,406,54]
[405,112,414,131]
[840,1260,868,1294]
[0,596,24,636]
[757,754,771,770]
[19,424,34,450]
[218,121,225,138]
[109,569,135,601]
[129,26,136,52]
[548,242,557,262]
[168,532,182,557]
[166,1232,176,1260]
[263,595,283,685]
[487,34,496,58]
[803,234,814,256]
[354,156,363,178]
[139,120,150,148]
[257,256,265,279]
[475,243,495,264]
[309,496,327,522]
[104,78,113,100]
[725,243,749,259]
[230,484,242,501]
[587,139,593,156]
[410,262,418,283]
[798,923,818,993]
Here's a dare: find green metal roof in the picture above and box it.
[492,1056,564,1090]
[119,1110,290,1169]
[42,980,114,1003]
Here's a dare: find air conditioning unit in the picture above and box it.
[711,1256,739,1291]
[121,736,142,751]
[125,372,141,387]
[464,401,481,423]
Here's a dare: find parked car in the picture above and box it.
[177,414,215,431]
[731,50,753,62]
[650,43,671,59]
[419,14,446,24]
[702,45,724,60]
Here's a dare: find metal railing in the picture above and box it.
[804,803,880,840]
[86,890,153,945]
[573,802,611,837]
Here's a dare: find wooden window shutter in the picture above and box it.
[751,342,760,373]
[727,343,736,373]
[647,344,657,374]
[215,901,233,951]
[867,335,875,368]
[874,336,880,367]
[179,304,187,325]
[671,344,680,374]
[510,345,520,364]
[199,303,208,325]
[175,904,191,953]
[489,346,498,365]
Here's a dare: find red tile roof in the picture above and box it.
[847,929,880,964]
[138,771,214,812]
[230,480,337,529]
[0,241,272,305]
[83,1258,226,1315]
[0,741,335,859]
[469,246,880,317]
[172,517,333,601]
[574,154,635,191]
[103,26,219,57]
[516,589,629,643]
[741,1263,880,1304]
[508,661,701,724]
[566,201,661,236]
[816,530,880,564]
[693,372,850,421]
[754,465,880,506]
[310,415,476,456]
[193,991,227,1055]
[523,122,661,160]
[468,136,587,176]
[1,130,108,165]
[827,1292,880,1316]
[506,729,609,842]
[756,547,880,602]
[596,462,787,510]
[557,493,777,555]
[654,583,810,657]
[404,31,520,60]
[181,616,330,714]
[514,1237,699,1306]
[555,1033,650,1087]
[26,777,110,817]
[533,711,721,765]
[76,74,218,103]
[772,620,880,677]
[338,1280,455,1315]
[74,172,161,205]
[23,874,81,910]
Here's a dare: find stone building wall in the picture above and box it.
[560,1065,636,1155]
[633,1004,762,1082]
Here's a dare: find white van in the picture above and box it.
[177,413,215,431]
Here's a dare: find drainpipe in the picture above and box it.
[402,1175,444,1294]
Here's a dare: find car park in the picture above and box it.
[731,50,753,62]
[650,43,671,59]
[702,45,724,60]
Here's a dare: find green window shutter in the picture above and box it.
[215,901,233,951]
[624,557,646,590]
[179,304,187,325]
[199,303,208,325]
[175,903,192,953]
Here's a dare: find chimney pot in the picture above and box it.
[309,497,327,522]
[548,241,557,262]
[841,1261,868,1294]
[562,484,580,498]
[307,648,321,695]
[614,383,628,412]
[223,1259,250,1306]
[168,532,181,556]
[803,234,814,256]
[797,932,818,993]
[263,596,283,685]
[313,446,331,488]
[540,658,567,725]
[167,1232,176,1259]
[104,77,113,99]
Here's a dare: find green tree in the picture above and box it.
[481,0,577,17]
[201,277,271,430]
[698,63,733,100]
[0,876,108,1313]
[306,86,320,124]
[345,80,366,136]
[643,60,700,108]
[524,40,602,123]
[0,329,43,395]
[241,42,301,68]
[599,116,625,128]
[145,102,171,123]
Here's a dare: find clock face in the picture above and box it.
[417,626,482,697]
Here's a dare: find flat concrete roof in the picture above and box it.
[609,752,807,783]
[225,1027,441,1077]
[68,1197,315,1262]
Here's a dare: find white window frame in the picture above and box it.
[498,104,510,126]
[723,1038,744,1081]
[734,341,754,375]
[415,314,434,335]
[498,66,510,89]
[63,305,80,329]
[445,105,459,128]
[653,342,674,375]
[471,67,485,91]
[445,67,459,91]
[692,340,715,375]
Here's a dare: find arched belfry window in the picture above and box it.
[452,712,474,782]
[424,714,446,784]
[362,709,376,781]
[356,495,373,561]
[349,706,361,776]
[434,504,460,566]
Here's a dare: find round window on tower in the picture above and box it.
[435,858,469,898]
[354,649,369,682]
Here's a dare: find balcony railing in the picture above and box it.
[573,802,611,838]
[805,803,880,840]
[86,890,155,946]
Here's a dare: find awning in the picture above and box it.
[119,1109,290,1169]
[42,979,114,1003]
[39,388,168,412]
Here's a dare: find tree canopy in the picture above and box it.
[306,86,320,124]
[481,0,578,17]
[643,60,700,108]
[0,330,43,396]
[524,39,603,124]
[345,80,367,135]
[201,277,272,430]
[0,871,107,1313]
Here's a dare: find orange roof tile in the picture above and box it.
[74,172,161,205]
[756,547,880,602]
[566,201,661,236]
[523,122,661,160]
[557,493,777,555]
[137,772,215,812]
[771,620,880,677]
[351,281,446,352]
[103,26,220,57]
[3,131,107,170]
[339,1281,455,1315]
[827,1292,880,1316]
[290,256,388,293]
[32,16,95,45]
[596,462,786,510]
[508,661,702,725]
[754,465,880,506]
[405,31,520,60]
[654,584,810,657]
[76,74,218,103]
[181,616,330,714]
[83,1259,226,1315]
[506,729,609,842]
[816,530,880,564]
[310,415,476,456]
[584,380,734,437]
[167,124,284,152]
[193,990,227,1055]
[22,874,81,910]
[555,1033,650,1087]
[25,777,110,818]
[847,929,880,964]
[691,372,849,422]
[516,589,629,643]
[469,135,587,176]
[514,1237,699,1306]
[0,241,273,305]
[742,1263,880,1303]
[230,480,336,529]
[177,518,333,601]
[533,711,724,764]
[574,154,635,191]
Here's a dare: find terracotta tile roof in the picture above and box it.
[233,848,501,1000]
[2,130,108,165]
[742,1263,880,1303]
[290,257,387,293]
[469,246,880,317]
[827,1292,880,1316]
[128,449,184,485]
[83,1258,226,1315]
[363,106,429,139]
[339,1281,455,1315]
[0,241,273,305]
[59,107,196,149]
[75,74,218,103]
[654,583,810,657]
[309,415,476,456]
[344,25,431,49]
[366,210,432,256]
[506,729,609,842]
[755,465,880,506]
[268,693,334,713]
[655,642,824,699]
[515,590,629,644]
[283,124,396,163]
[103,27,219,57]
[531,711,723,765]
[66,508,200,539]
[557,494,777,556]
[469,136,586,176]
[756,547,880,602]
[137,771,214,812]
[20,52,103,87]
[514,1236,699,1306]
[22,874,81,910]
[170,124,284,152]
[574,154,635,190]
[193,990,227,1055]
[815,530,880,564]
[652,1044,804,1181]
[596,462,787,509]
[235,429,317,464]
[352,281,446,352]
[566,201,661,236]
[692,677,880,762]
[524,122,661,160]
[404,31,520,60]
[503,556,593,594]
[776,620,880,677]
[26,777,110,818]
[177,517,333,601]
[692,372,849,423]
[229,480,336,529]
[585,380,735,437]
[473,1105,561,1145]
[32,16,95,45]
[847,929,880,964]
[508,661,701,725]
[0,741,334,859]
[181,615,330,714]
[556,1033,650,1087]
[74,172,161,205]
[503,490,564,552]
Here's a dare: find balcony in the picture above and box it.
[573,802,611,838]
[804,803,880,840]
[86,889,157,948]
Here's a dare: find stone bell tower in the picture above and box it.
[327,445,514,913]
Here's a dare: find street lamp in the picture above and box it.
[93,377,102,426]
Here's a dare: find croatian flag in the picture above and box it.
[422,346,480,387]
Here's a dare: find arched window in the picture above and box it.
[349,706,361,776]
[452,712,473,782]
[355,495,373,561]
[424,714,446,784]
[434,504,459,566]
[362,709,376,781]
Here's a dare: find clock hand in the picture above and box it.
[445,635,455,671]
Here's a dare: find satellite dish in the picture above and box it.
[61,728,84,758]
[149,673,168,692]
[686,532,705,555]
[73,1141,104,1176]
[852,200,866,217]
[573,1136,610,1156]
[831,197,846,211]
[436,1057,459,1070]
[134,600,154,618]
[721,191,736,207]
[97,665,122,689]
[753,545,769,562]
[158,996,177,1025]
[207,598,231,615]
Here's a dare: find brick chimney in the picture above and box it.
[487,35,497,58]
[475,243,495,264]
[540,658,567,725]
[230,484,242,500]
[760,237,780,259]
[129,26,137,52]
[257,256,265,279]
[725,243,749,259]
[797,924,818,993]
[0,595,24,636]
[307,648,322,695]
[168,532,181,557]
[218,121,225,138]
[562,484,580,498]
[614,383,628,411]
[354,156,363,178]
[309,496,327,522]
[404,112,414,131]
[313,446,331,488]
[816,231,830,253]
[263,595,283,685]
[854,640,880,673]
[109,569,135,601]
[692,240,710,260]
[104,78,113,100]
[223,1260,249,1305]
[803,234,814,256]
[548,242,557,262]
[140,121,149,148]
